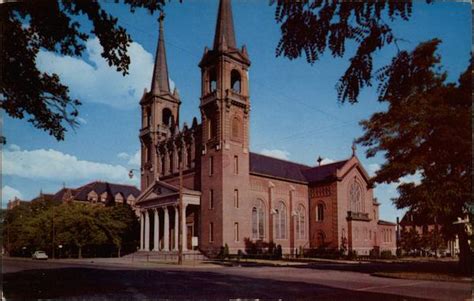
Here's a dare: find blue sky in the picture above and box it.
[2,0,471,222]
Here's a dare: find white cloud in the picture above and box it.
[127,150,141,166]
[117,150,140,166]
[36,37,173,109]
[260,149,290,160]
[3,148,138,185]
[367,163,381,176]
[2,185,23,203]
[8,144,21,151]
[320,158,334,165]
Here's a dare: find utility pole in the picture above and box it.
[52,209,55,259]
[178,156,184,265]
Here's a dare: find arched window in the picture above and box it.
[316,203,324,221]
[146,107,151,127]
[275,201,287,239]
[231,116,241,140]
[252,200,265,240]
[296,204,306,239]
[162,108,172,126]
[349,179,363,213]
[231,69,241,93]
[209,68,217,92]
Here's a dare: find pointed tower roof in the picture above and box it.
[213,0,237,50]
[151,13,170,95]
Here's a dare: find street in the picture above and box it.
[2,257,471,300]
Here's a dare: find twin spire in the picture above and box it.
[213,0,237,50]
[150,12,170,95]
[150,0,237,94]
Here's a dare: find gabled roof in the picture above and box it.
[302,160,349,183]
[249,152,350,184]
[52,187,78,202]
[73,181,140,201]
[249,152,309,183]
[136,180,201,205]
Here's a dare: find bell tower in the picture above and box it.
[139,14,181,191]
[199,0,251,254]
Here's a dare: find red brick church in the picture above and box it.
[135,0,396,256]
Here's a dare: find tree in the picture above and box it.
[399,228,421,255]
[272,0,432,104]
[356,40,471,272]
[1,0,168,141]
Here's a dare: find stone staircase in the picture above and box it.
[123,249,207,262]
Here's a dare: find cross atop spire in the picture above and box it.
[213,0,237,50]
[151,12,170,95]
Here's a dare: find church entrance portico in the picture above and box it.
[136,181,201,253]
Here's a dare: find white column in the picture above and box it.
[182,203,188,251]
[144,210,150,251]
[163,207,170,251]
[140,211,144,250]
[153,208,160,251]
[174,206,179,251]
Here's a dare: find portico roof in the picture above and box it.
[136,180,201,208]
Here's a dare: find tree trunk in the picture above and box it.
[457,227,471,275]
[78,246,82,259]
[117,246,121,258]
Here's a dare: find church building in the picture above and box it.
[135,0,396,257]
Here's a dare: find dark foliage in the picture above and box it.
[357,40,472,272]
[271,0,433,104]
[0,0,170,141]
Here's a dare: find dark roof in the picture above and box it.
[249,152,309,182]
[249,152,349,184]
[378,220,396,226]
[74,181,140,201]
[301,160,349,183]
[52,188,77,202]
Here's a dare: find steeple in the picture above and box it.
[213,0,236,50]
[151,13,170,95]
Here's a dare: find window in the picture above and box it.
[146,107,151,127]
[209,156,214,176]
[209,222,214,242]
[207,117,213,140]
[252,199,265,240]
[234,156,239,174]
[275,201,287,239]
[209,68,217,92]
[234,189,239,208]
[234,222,239,242]
[231,117,241,140]
[169,152,174,173]
[296,204,306,239]
[209,189,214,209]
[231,69,241,93]
[162,108,172,126]
[349,179,363,213]
[316,203,324,221]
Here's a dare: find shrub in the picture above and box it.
[347,250,357,260]
[380,250,394,259]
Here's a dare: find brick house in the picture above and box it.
[135,0,396,256]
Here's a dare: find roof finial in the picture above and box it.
[317,156,323,166]
[351,141,357,157]
[150,11,171,95]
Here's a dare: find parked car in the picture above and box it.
[32,251,48,260]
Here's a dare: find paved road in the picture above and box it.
[2,258,471,300]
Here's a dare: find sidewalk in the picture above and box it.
[2,255,222,269]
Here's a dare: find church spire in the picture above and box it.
[213,0,237,50]
[151,13,170,95]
